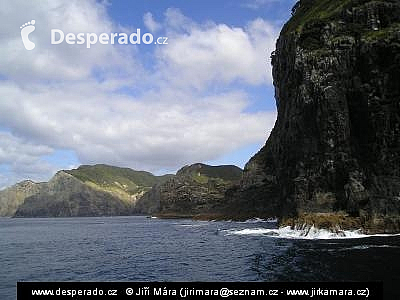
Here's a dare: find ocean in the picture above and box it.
[1,216,399,299]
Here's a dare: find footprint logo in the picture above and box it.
[20,20,36,50]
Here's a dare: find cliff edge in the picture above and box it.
[232,0,400,233]
[135,163,242,217]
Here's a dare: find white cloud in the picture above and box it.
[0,132,53,165]
[0,0,140,83]
[243,0,282,10]
[0,132,57,188]
[143,12,161,33]
[0,81,276,173]
[164,8,195,32]
[157,10,278,88]
[0,1,279,186]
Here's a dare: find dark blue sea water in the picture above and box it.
[1,216,399,299]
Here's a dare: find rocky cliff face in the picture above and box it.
[233,0,400,232]
[135,163,242,217]
[5,164,172,217]
[2,163,240,218]
[14,171,132,217]
[0,180,43,216]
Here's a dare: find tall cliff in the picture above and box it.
[233,0,400,232]
[135,163,242,217]
[14,171,133,217]
[0,180,43,216]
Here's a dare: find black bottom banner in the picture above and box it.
[17,281,383,299]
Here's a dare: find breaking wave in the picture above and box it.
[224,226,400,240]
[336,244,400,251]
[239,217,278,224]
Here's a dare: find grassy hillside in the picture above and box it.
[284,0,399,35]
[284,0,351,34]
[65,164,173,198]
[10,165,173,218]
[176,163,242,183]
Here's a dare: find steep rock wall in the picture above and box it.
[233,0,400,232]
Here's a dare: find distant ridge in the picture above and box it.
[0,163,243,218]
[1,164,172,217]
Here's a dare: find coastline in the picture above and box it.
[154,211,400,235]
[7,211,400,235]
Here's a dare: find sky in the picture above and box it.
[0,0,296,188]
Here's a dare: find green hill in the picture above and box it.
[10,164,173,217]
[176,163,243,183]
[65,164,172,197]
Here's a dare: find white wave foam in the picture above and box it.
[224,226,400,240]
[340,244,400,250]
[239,217,278,224]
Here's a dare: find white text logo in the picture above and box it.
[51,29,168,48]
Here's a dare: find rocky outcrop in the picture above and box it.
[230,0,400,232]
[14,171,132,217]
[2,163,242,218]
[6,164,172,217]
[0,180,43,216]
[135,163,242,217]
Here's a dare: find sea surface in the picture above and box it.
[1,216,399,299]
